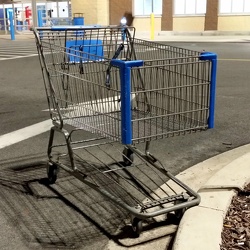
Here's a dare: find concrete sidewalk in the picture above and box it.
[1,30,250,43]
[137,30,250,42]
[106,144,250,250]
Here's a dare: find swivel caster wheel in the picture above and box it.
[47,162,58,184]
[174,200,187,220]
[131,217,143,237]
[122,147,134,166]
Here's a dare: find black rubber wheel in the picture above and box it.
[47,163,58,184]
[106,73,110,87]
[174,200,187,220]
[132,218,143,237]
[122,147,134,166]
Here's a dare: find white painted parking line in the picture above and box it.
[0,120,52,149]
[0,54,38,61]
[0,94,135,149]
[0,39,37,60]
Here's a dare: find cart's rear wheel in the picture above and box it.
[174,200,187,220]
[47,162,58,184]
[122,147,134,166]
[132,218,142,237]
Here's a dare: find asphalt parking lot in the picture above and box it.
[0,38,250,249]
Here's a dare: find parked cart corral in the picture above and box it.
[33,25,217,236]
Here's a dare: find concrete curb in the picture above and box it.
[202,151,250,190]
[173,148,250,250]
[165,144,250,193]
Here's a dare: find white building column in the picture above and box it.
[31,0,37,27]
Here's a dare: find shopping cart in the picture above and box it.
[33,25,217,236]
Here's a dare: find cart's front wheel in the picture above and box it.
[47,163,58,184]
[132,218,142,237]
[122,147,134,166]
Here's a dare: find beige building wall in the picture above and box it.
[132,17,162,32]
[173,17,205,31]
[70,1,250,32]
[71,0,109,25]
[97,0,109,25]
[218,16,250,31]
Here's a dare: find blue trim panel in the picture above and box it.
[111,60,144,144]
[200,52,217,129]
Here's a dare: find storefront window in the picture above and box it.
[133,0,162,16]
[174,0,207,15]
[0,0,71,33]
[220,0,250,14]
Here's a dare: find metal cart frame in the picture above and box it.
[33,25,217,236]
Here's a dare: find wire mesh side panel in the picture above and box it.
[35,28,134,140]
[35,27,211,143]
[129,38,201,61]
[130,58,211,143]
